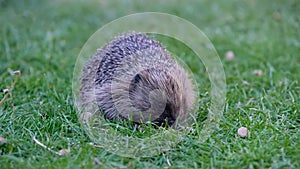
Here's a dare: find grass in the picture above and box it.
[0,0,299,168]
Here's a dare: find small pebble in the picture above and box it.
[225,51,235,60]
[273,12,281,21]
[3,89,9,94]
[0,137,6,144]
[252,69,263,76]
[58,149,70,155]
[242,80,250,86]
[238,127,248,138]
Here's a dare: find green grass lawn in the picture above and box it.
[0,0,299,168]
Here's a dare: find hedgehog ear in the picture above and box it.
[133,73,142,84]
[129,73,143,93]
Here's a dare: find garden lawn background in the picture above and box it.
[0,0,299,168]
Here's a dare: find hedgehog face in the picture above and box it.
[128,69,182,127]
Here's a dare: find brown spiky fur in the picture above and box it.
[80,32,196,127]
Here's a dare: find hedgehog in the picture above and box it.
[79,32,196,128]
